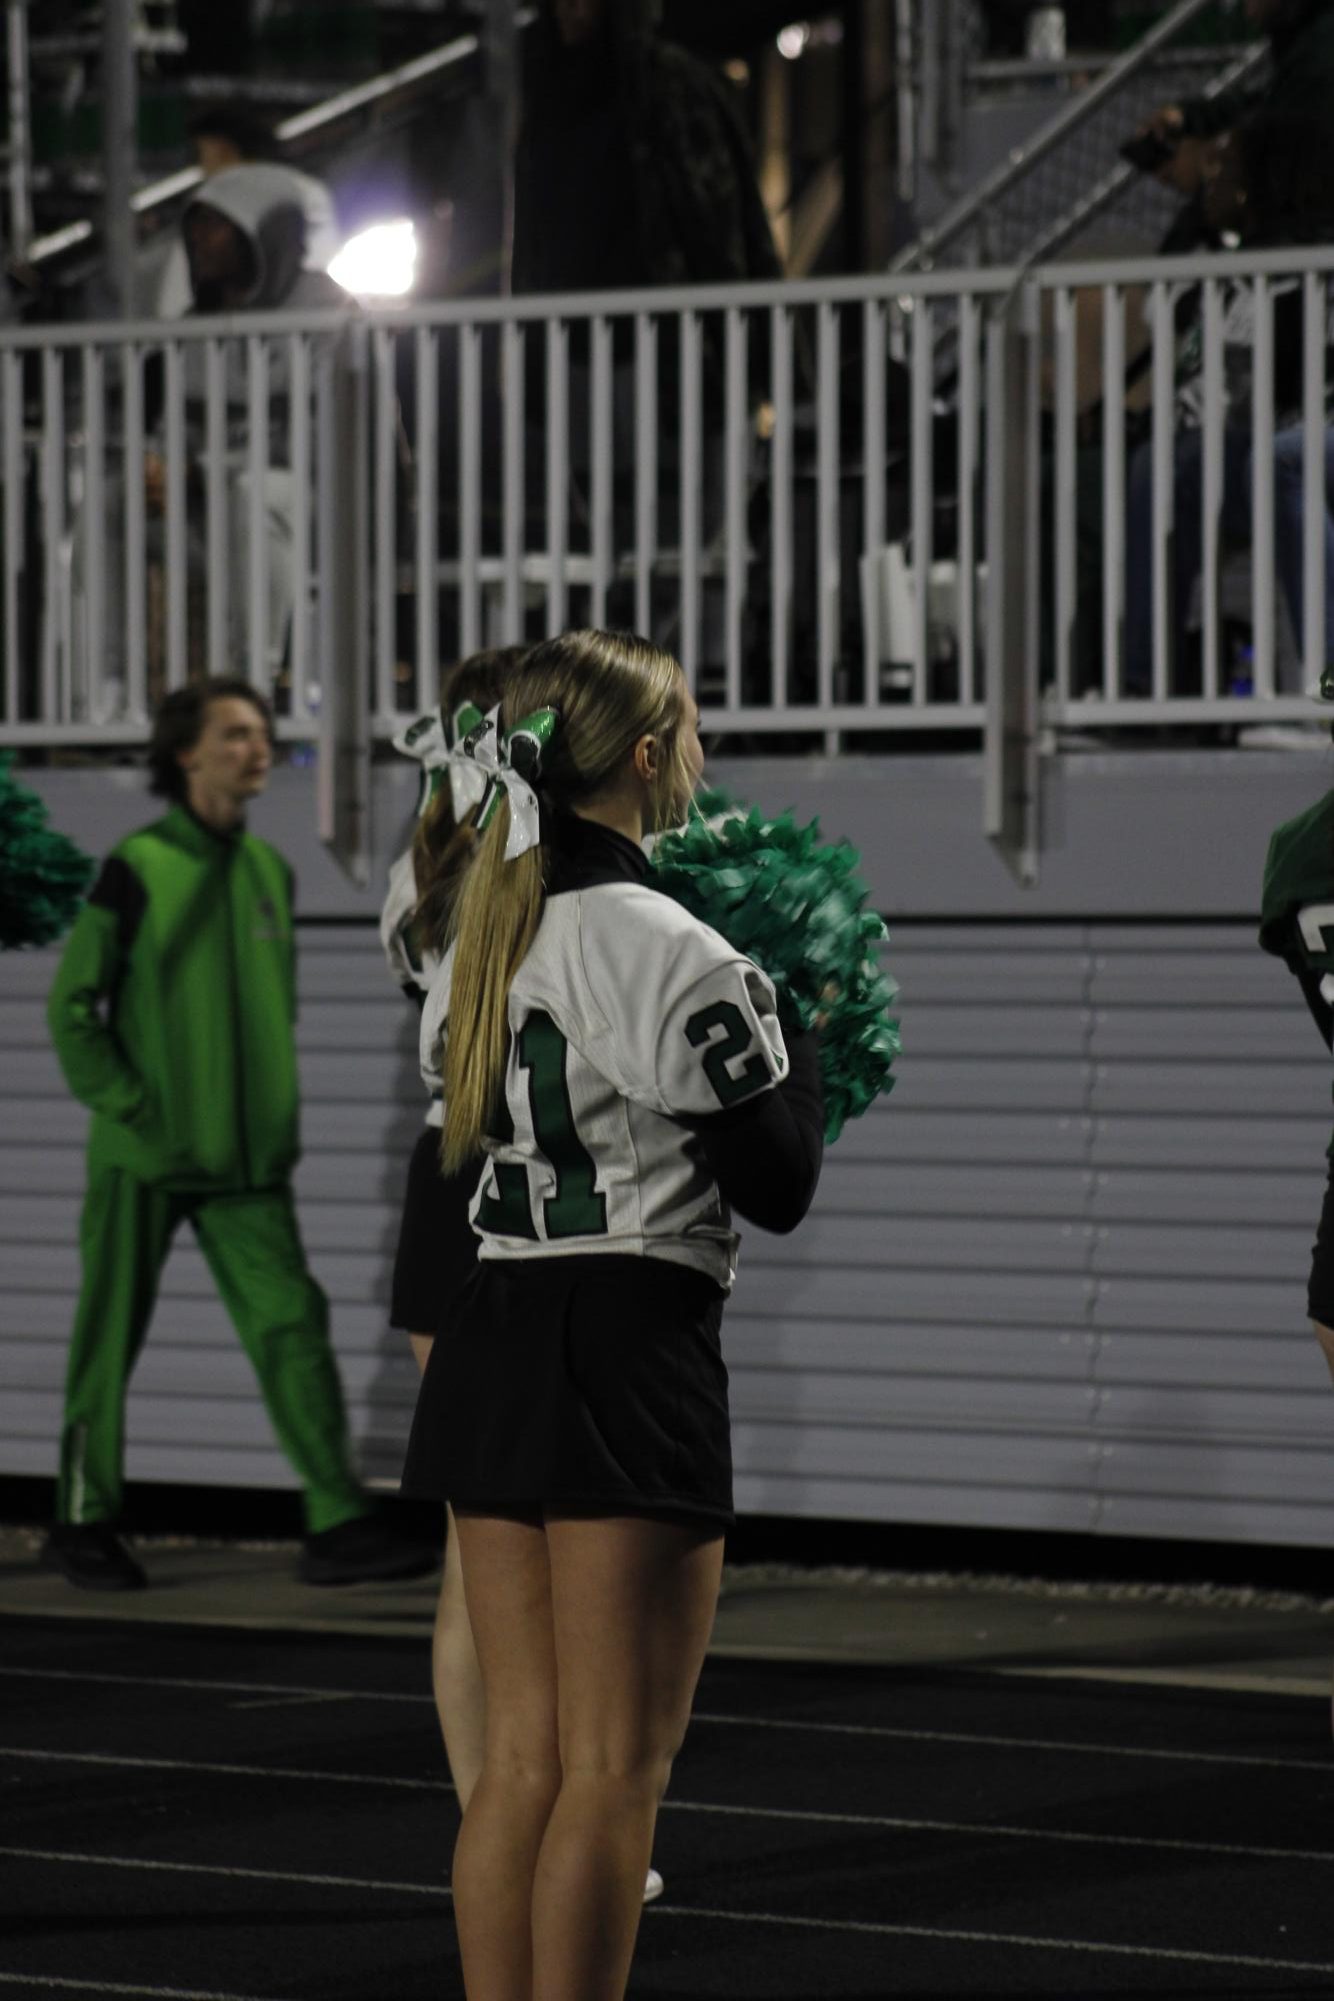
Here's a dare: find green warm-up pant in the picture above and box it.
[57,1170,367,1536]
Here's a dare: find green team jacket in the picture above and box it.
[47,804,300,1191]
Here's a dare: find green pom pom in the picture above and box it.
[0,754,97,950]
[651,795,900,1143]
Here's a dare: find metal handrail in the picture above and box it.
[894,0,1259,273]
[6,239,1334,352]
[963,45,1253,88]
[21,30,483,271]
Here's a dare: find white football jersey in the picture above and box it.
[380,848,443,1128]
[419,882,789,1290]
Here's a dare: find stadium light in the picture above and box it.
[329,219,418,298]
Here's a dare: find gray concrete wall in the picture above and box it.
[20,746,1330,918]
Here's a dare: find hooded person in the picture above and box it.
[154,114,340,321]
[76,166,352,711]
[182,162,345,320]
[183,167,353,685]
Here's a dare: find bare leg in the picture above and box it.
[1313,1320,1334,1388]
[452,1509,562,2001]
[438,1502,485,1808]
[408,1333,485,1810]
[532,1513,723,2001]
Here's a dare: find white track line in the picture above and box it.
[999,1662,1333,1700]
[0,1665,420,1702]
[699,1710,1334,1776]
[1,1848,1331,1979]
[0,1978,293,2001]
[656,1906,1334,1978]
[2,1747,447,1794]
[0,1846,445,1897]
[6,1746,1334,1864]
[2,1662,1328,1776]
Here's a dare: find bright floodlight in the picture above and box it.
[329,220,418,298]
[777,21,810,58]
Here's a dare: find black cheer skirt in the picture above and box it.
[1309,1157,1334,1328]
[400,1253,734,1529]
[389,1126,481,1334]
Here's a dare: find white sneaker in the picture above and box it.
[643,1867,664,1904]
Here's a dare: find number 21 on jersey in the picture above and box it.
[473,996,769,1240]
[476,1009,608,1240]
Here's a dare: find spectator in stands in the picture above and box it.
[77,166,349,711]
[153,108,341,320]
[511,0,780,298]
[1143,1,1334,213]
[1272,422,1334,681]
[1123,119,1334,695]
[40,677,436,1593]
[509,0,780,659]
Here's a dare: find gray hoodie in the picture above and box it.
[184,163,345,314]
[157,162,339,320]
[176,164,350,457]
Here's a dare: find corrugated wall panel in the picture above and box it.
[823,1161,1094,1217]
[1092,1275,1296,1333]
[1092,1170,1309,1225]
[723,1320,1091,1378]
[5,917,1334,1545]
[1093,1225,1307,1278]
[838,1112,1090,1165]
[1096,1331,1317,1390]
[1092,1064,1318,1116]
[1094,1116,1315,1169]
[1080,923,1334,1544]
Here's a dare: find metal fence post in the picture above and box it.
[317,329,371,886]
[983,280,1040,887]
[7,1,33,266]
[101,0,137,318]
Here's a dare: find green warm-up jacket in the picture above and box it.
[48,804,300,1191]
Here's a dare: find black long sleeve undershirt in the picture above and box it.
[684,1027,825,1235]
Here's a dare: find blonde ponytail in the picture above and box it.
[441,802,544,1172]
[439,628,691,1175]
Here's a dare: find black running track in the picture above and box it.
[3,1614,1334,2000]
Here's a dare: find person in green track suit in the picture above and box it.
[41,676,435,1592]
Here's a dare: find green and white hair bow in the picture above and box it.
[391,700,488,821]
[462,705,562,860]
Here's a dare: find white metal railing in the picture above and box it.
[1,250,1332,763]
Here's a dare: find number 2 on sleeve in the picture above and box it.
[684,999,771,1108]
[1298,903,1334,1008]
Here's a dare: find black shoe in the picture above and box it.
[299,1512,440,1587]
[40,1523,148,1592]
